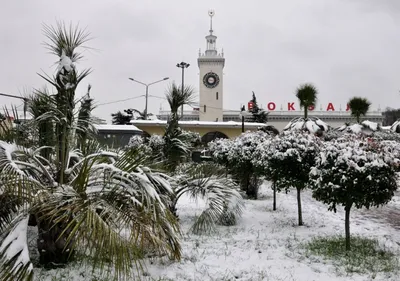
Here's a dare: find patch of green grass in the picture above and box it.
[304,236,400,275]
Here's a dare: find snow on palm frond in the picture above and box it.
[284,116,329,134]
[173,162,244,234]
[0,215,33,281]
[390,119,400,133]
[337,120,380,135]
[0,143,182,280]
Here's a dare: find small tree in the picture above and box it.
[209,131,271,199]
[266,130,320,225]
[296,83,317,119]
[248,91,268,123]
[252,137,281,210]
[348,97,371,123]
[309,135,398,250]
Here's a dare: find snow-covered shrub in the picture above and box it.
[373,130,400,141]
[208,137,231,164]
[209,131,271,199]
[148,134,164,152]
[180,129,201,148]
[309,134,398,250]
[127,135,144,149]
[262,130,321,225]
[284,117,329,134]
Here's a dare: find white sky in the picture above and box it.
[1,0,400,122]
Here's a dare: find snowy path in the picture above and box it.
[145,184,400,281]
[34,183,400,281]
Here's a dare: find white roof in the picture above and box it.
[130,120,268,128]
[94,124,142,132]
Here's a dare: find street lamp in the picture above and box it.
[128,77,169,120]
[239,105,250,133]
[176,61,190,118]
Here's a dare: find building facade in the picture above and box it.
[157,109,384,131]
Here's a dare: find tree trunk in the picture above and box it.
[273,182,277,211]
[345,203,352,251]
[304,106,308,119]
[297,188,303,226]
[37,215,75,268]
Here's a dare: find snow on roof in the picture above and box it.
[130,120,268,128]
[94,124,142,132]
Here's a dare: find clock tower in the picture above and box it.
[198,10,225,122]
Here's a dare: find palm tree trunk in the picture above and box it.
[297,187,303,226]
[36,215,75,267]
[304,106,308,119]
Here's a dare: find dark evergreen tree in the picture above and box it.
[247,91,269,123]
[111,111,132,124]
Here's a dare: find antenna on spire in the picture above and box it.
[208,9,215,35]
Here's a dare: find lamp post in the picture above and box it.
[176,61,190,118]
[239,105,249,133]
[128,77,169,120]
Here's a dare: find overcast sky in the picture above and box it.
[1,0,400,122]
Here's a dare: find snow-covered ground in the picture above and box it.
[35,183,400,281]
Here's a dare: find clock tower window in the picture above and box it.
[204,105,207,113]
[216,92,218,100]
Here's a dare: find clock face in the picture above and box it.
[203,72,220,88]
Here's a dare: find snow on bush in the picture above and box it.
[208,131,272,199]
[309,134,398,250]
[127,135,143,149]
[179,130,201,147]
[256,130,320,225]
[127,134,165,159]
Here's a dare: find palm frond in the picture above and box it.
[296,83,318,108]
[0,215,33,281]
[348,97,371,122]
[165,83,196,115]
[174,163,244,234]
[42,21,91,62]
[33,153,181,279]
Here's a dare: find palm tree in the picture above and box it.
[0,22,181,280]
[296,83,317,119]
[163,83,195,172]
[348,97,371,123]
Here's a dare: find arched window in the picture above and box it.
[201,131,228,145]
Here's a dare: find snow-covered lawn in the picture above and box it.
[35,183,400,281]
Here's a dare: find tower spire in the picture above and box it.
[209,9,214,35]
